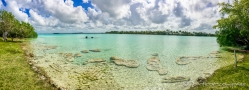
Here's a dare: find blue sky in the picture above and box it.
[71,0,93,10]
[0,0,231,33]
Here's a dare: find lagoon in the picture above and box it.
[30,34,222,90]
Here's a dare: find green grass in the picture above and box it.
[191,49,249,90]
[0,39,54,90]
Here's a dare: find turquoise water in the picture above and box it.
[33,34,219,62]
[31,34,220,89]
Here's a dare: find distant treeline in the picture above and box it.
[105,30,215,36]
[52,32,104,34]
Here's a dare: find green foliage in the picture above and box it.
[214,0,249,49]
[106,30,215,36]
[0,10,38,41]
[0,10,15,31]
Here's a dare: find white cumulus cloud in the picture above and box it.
[83,0,89,3]
[92,0,132,19]
[0,0,231,33]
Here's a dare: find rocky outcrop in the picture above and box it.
[196,77,206,83]
[110,56,139,68]
[147,57,167,75]
[89,49,101,52]
[161,76,190,83]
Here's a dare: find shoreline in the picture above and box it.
[20,40,64,89]
[19,40,58,89]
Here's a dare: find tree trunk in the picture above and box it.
[3,31,8,42]
[234,50,237,68]
[2,31,6,42]
[2,32,4,41]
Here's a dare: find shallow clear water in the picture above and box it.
[31,34,220,89]
[33,34,219,61]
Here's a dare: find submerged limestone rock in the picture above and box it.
[147,57,167,75]
[81,50,89,53]
[110,56,121,60]
[175,57,191,65]
[110,56,139,68]
[151,53,158,56]
[175,56,209,65]
[89,49,101,52]
[124,60,140,68]
[87,58,106,63]
[84,58,106,65]
[161,76,190,83]
[113,59,140,68]
[147,57,161,71]
[112,59,126,66]
[64,53,73,58]
[158,69,168,75]
[61,53,75,62]
[74,53,82,57]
